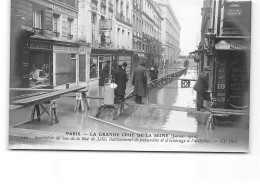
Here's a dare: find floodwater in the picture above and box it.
[9,68,249,152]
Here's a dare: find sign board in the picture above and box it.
[215,40,250,50]
[99,19,112,31]
[215,40,231,50]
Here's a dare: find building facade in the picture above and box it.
[78,0,133,88]
[155,0,181,66]
[197,0,251,109]
[10,0,89,88]
[11,0,180,89]
[142,0,163,67]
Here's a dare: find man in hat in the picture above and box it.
[115,65,129,103]
[122,62,127,72]
[193,66,211,111]
[149,60,159,81]
[132,61,147,104]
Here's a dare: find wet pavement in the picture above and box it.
[9,68,249,152]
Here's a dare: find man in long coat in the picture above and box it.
[149,60,159,81]
[193,66,211,111]
[115,65,129,102]
[132,61,147,104]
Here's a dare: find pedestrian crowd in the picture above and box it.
[99,58,210,111]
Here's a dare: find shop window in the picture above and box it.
[29,53,50,88]
[90,57,98,79]
[33,10,43,34]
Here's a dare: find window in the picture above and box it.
[53,14,60,37]
[67,18,74,39]
[33,10,42,34]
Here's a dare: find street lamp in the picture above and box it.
[189,50,202,63]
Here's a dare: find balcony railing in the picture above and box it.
[116,12,125,22]
[33,27,43,34]
[53,31,60,37]
[67,34,73,40]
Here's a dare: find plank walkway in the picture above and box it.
[13,86,85,106]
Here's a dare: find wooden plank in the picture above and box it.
[9,105,23,110]
[13,86,85,105]
[210,108,249,115]
[10,92,48,101]
[88,116,141,134]
[133,104,211,114]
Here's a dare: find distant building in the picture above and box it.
[154,0,181,66]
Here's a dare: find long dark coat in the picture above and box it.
[99,65,110,86]
[132,65,147,97]
[115,67,129,96]
[193,71,209,93]
[149,64,158,80]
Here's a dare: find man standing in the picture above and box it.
[115,65,129,102]
[100,60,110,86]
[149,60,159,81]
[193,66,211,111]
[132,61,147,104]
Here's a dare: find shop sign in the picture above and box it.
[26,40,53,50]
[138,53,145,57]
[54,45,78,52]
[51,4,77,17]
[215,40,231,50]
[230,41,250,50]
[99,19,112,31]
[215,40,250,50]
[225,3,243,17]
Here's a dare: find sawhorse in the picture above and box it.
[206,108,249,129]
[74,89,90,112]
[95,100,130,120]
[30,100,59,126]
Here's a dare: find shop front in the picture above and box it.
[53,44,79,86]
[89,48,134,87]
[22,38,54,88]
[212,39,250,110]
[89,48,117,86]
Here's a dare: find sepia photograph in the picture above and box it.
[9,0,251,152]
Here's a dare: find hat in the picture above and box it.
[123,62,127,67]
[204,66,211,71]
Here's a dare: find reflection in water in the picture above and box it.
[164,111,198,133]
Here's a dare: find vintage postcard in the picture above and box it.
[9,0,251,152]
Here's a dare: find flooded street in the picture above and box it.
[9,68,249,152]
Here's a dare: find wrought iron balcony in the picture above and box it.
[33,27,43,34]
[116,12,125,22]
[53,31,60,37]
[67,34,73,40]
